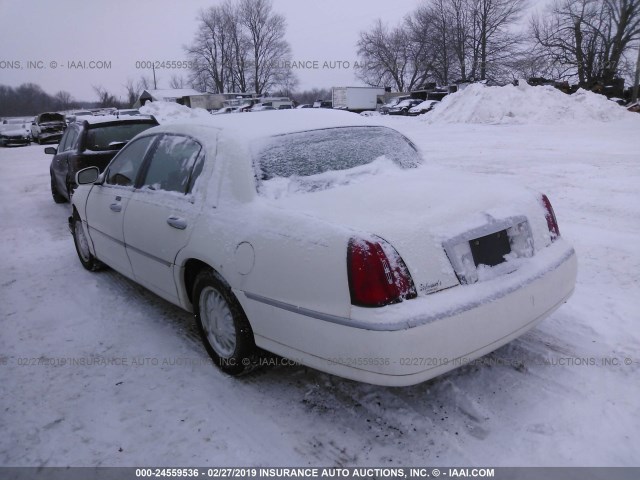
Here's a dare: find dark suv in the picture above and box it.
[47,116,158,203]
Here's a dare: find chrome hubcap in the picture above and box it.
[75,220,91,262]
[199,286,236,357]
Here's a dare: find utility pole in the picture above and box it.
[633,45,640,103]
[152,64,157,90]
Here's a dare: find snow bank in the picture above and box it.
[139,101,213,124]
[424,82,634,125]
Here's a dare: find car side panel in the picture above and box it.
[176,205,353,342]
[124,190,200,303]
[84,185,135,278]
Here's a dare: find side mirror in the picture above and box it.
[76,166,100,185]
[44,147,57,155]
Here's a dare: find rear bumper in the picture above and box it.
[1,137,30,146]
[240,240,577,386]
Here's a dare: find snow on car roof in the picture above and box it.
[206,109,378,138]
[140,101,383,140]
[74,114,155,125]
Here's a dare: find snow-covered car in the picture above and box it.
[387,99,423,116]
[380,96,409,114]
[408,100,440,116]
[313,100,332,108]
[31,112,66,144]
[0,120,31,146]
[211,107,234,115]
[250,104,276,112]
[69,109,577,386]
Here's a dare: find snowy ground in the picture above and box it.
[1,114,639,467]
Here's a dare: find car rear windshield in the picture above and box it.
[254,126,420,182]
[84,122,156,151]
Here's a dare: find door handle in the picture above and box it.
[166,216,187,230]
[110,203,122,212]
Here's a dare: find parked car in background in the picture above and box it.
[212,107,234,115]
[387,99,423,115]
[47,115,158,203]
[250,104,276,112]
[408,100,440,116]
[313,100,333,108]
[296,104,313,109]
[277,104,292,110]
[380,96,409,114]
[69,110,576,386]
[31,112,66,144]
[65,110,94,125]
[0,120,31,146]
[114,109,142,117]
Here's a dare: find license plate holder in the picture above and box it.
[469,229,511,267]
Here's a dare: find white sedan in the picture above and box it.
[70,109,577,386]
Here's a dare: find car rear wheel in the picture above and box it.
[193,270,258,376]
[51,175,67,204]
[71,212,104,271]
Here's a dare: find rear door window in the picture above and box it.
[105,135,156,187]
[139,135,204,194]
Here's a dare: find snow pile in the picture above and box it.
[139,101,213,124]
[424,81,634,125]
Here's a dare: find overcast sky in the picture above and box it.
[0,0,550,102]
[0,0,429,101]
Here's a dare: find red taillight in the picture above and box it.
[347,237,417,307]
[541,194,560,240]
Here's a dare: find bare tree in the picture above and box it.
[186,5,233,93]
[124,78,140,107]
[356,20,431,91]
[467,0,527,81]
[238,0,292,94]
[407,0,455,84]
[138,75,153,91]
[601,0,640,82]
[357,0,524,90]
[93,85,120,108]
[224,0,250,92]
[186,0,294,94]
[169,74,186,89]
[531,0,640,84]
[54,90,74,111]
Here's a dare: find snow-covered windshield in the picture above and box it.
[255,126,420,179]
[254,126,421,197]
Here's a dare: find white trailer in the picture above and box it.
[332,86,386,112]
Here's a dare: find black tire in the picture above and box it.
[66,180,76,200]
[192,270,258,376]
[71,212,104,271]
[51,175,67,204]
